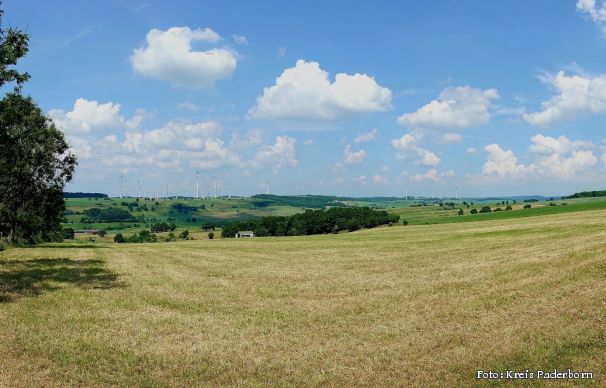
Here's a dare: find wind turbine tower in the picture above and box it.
[195,170,200,199]
[120,170,126,198]
[265,179,270,195]
[138,179,142,199]
[213,177,218,198]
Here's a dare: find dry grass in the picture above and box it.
[1,210,605,386]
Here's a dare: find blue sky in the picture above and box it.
[5,0,606,197]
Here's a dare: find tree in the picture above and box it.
[113,233,125,243]
[0,9,76,243]
[62,227,75,240]
[208,232,214,240]
[179,229,189,239]
[97,230,107,237]
[458,209,464,216]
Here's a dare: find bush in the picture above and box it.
[62,227,75,240]
[470,208,478,214]
[97,230,107,237]
[0,241,6,251]
[494,208,503,212]
[458,209,464,216]
[402,220,409,226]
[165,232,176,242]
[114,233,125,243]
[505,205,513,211]
[208,232,214,240]
[523,204,532,209]
[151,222,171,233]
[479,206,492,213]
[549,203,557,206]
[179,230,189,239]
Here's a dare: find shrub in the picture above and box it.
[97,230,107,237]
[151,222,171,233]
[402,220,409,225]
[523,204,532,209]
[0,241,6,251]
[494,208,503,212]
[505,205,513,211]
[479,206,492,213]
[114,233,125,243]
[470,208,478,214]
[549,203,557,206]
[208,232,214,240]
[458,209,464,216]
[62,227,75,240]
[165,232,176,242]
[179,230,189,239]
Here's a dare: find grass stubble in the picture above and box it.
[0,210,605,386]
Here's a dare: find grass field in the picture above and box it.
[2,208,605,386]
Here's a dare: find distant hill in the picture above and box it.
[562,190,606,199]
[251,194,347,208]
[64,192,108,199]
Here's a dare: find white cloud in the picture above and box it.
[372,174,389,184]
[48,98,141,134]
[439,132,463,144]
[130,26,237,89]
[409,169,455,182]
[252,136,298,169]
[303,139,314,145]
[398,86,499,130]
[523,71,606,126]
[354,128,379,143]
[333,144,366,170]
[391,132,440,166]
[466,147,477,155]
[248,59,392,120]
[230,129,263,149]
[577,0,606,32]
[410,169,439,182]
[232,34,248,45]
[352,175,367,185]
[482,144,531,178]
[481,135,597,180]
[177,102,201,111]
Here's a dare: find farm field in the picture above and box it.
[1,209,605,386]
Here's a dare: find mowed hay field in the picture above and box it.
[1,211,605,386]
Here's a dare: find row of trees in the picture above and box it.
[0,7,76,244]
[221,207,400,238]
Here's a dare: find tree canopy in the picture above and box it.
[0,6,77,243]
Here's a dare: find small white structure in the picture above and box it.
[236,231,254,238]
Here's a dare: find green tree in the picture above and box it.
[113,233,125,243]
[0,8,76,243]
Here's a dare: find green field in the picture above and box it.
[2,208,605,385]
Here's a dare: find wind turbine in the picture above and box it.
[265,179,270,195]
[120,170,126,198]
[195,170,200,199]
[213,177,218,198]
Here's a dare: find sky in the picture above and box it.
[4,0,606,197]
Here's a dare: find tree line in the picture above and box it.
[221,207,400,238]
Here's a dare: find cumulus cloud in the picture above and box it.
[409,169,455,182]
[248,59,392,120]
[354,128,379,143]
[481,134,597,180]
[232,34,248,45]
[398,86,499,130]
[252,136,298,170]
[372,174,389,184]
[577,0,606,32]
[177,102,201,111]
[352,175,367,185]
[130,26,237,88]
[97,120,241,170]
[523,71,606,126]
[48,98,143,134]
[439,132,463,144]
[391,132,440,166]
[466,147,477,155]
[334,144,367,170]
[230,129,264,149]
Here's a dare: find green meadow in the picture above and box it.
[1,208,604,386]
